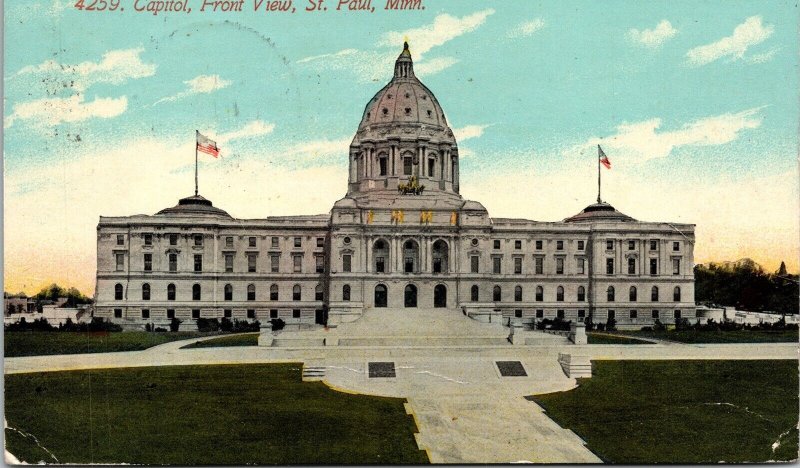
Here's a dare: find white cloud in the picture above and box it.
[283,138,352,160]
[507,18,546,39]
[296,48,358,64]
[381,9,495,58]
[628,20,677,48]
[5,95,127,128]
[686,16,774,66]
[570,107,764,162]
[414,57,460,77]
[15,47,156,92]
[154,74,232,105]
[453,124,491,142]
[216,120,275,145]
[745,47,779,64]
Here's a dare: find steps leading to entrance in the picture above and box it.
[302,365,327,381]
[337,336,509,347]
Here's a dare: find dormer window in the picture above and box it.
[405,93,410,98]
[366,112,370,119]
[387,94,392,99]
[426,110,432,117]
[422,95,427,100]
[405,107,411,115]
[382,108,388,115]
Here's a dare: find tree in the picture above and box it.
[32,284,92,306]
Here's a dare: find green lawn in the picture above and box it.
[5,364,428,465]
[620,329,799,343]
[530,360,799,463]
[587,333,649,345]
[4,331,219,357]
[181,332,259,348]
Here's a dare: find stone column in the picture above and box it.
[365,235,371,273]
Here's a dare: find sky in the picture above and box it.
[3,0,799,295]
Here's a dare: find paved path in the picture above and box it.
[4,337,797,463]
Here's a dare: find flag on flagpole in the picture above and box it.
[598,145,611,169]
[197,132,220,158]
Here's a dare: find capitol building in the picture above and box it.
[94,43,696,330]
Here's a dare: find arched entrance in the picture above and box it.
[433,284,447,308]
[374,284,388,308]
[404,284,418,308]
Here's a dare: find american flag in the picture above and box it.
[598,145,611,169]
[197,132,219,158]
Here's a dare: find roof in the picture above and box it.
[563,202,636,223]
[155,195,232,219]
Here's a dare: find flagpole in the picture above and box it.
[597,145,601,203]
[195,130,199,196]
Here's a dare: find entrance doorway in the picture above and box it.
[434,284,447,308]
[374,285,388,308]
[315,308,327,325]
[404,284,418,308]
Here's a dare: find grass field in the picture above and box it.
[531,360,799,463]
[181,332,259,348]
[4,331,218,357]
[586,333,649,345]
[619,329,798,343]
[5,364,428,465]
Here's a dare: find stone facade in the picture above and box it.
[94,43,696,330]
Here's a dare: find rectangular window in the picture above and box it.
[628,257,636,274]
[672,258,681,275]
[492,257,501,274]
[248,254,257,273]
[226,237,234,248]
[557,310,565,319]
[535,257,543,275]
[271,237,279,248]
[315,288,323,301]
[652,309,659,319]
[144,234,152,245]
[225,254,234,273]
[556,258,564,275]
[577,258,585,275]
[674,310,681,319]
[608,310,616,320]
[379,158,387,176]
[194,254,203,272]
[343,255,352,273]
[405,257,414,273]
[270,309,278,319]
[117,235,124,246]
[630,310,638,319]
[403,157,413,175]
[249,237,257,248]
[470,256,479,273]
[535,240,543,250]
[556,240,564,251]
[673,241,680,251]
[114,308,122,318]
[247,309,255,319]
[271,254,280,273]
[224,309,232,318]
[606,258,614,275]
[577,241,585,250]
[650,240,658,251]
[169,254,177,272]
[535,309,544,318]
[294,237,302,248]
[514,257,523,274]
[493,240,501,249]
[606,240,614,250]
[433,258,443,273]
[192,309,200,319]
[514,309,522,318]
[293,255,302,273]
[115,253,125,272]
[292,309,301,319]
[167,309,175,319]
[428,158,435,177]
[376,257,385,273]
[194,234,203,246]
[578,309,586,319]
[514,240,522,250]
[315,256,324,273]
[628,240,635,250]
[316,237,325,248]
[650,258,658,275]
[143,254,152,272]
[141,309,150,319]
[169,234,178,246]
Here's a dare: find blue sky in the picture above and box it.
[4,0,799,293]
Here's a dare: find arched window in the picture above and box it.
[167,283,176,301]
[342,285,351,301]
[556,286,564,302]
[470,285,479,302]
[493,285,501,302]
[535,286,543,302]
[192,284,201,301]
[293,284,301,301]
[514,285,523,302]
[577,286,586,302]
[629,286,637,302]
[114,283,123,300]
[432,240,449,273]
[607,286,615,302]
[673,286,681,302]
[142,283,150,301]
[403,240,420,273]
[224,284,233,301]
[372,239,390,273]
[651,286,659,302]
[315,284,323,301]
[247,284,256,301]
[270,284,278,301]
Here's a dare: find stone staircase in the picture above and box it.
[557,353,592,378]
[301,364,327,381]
